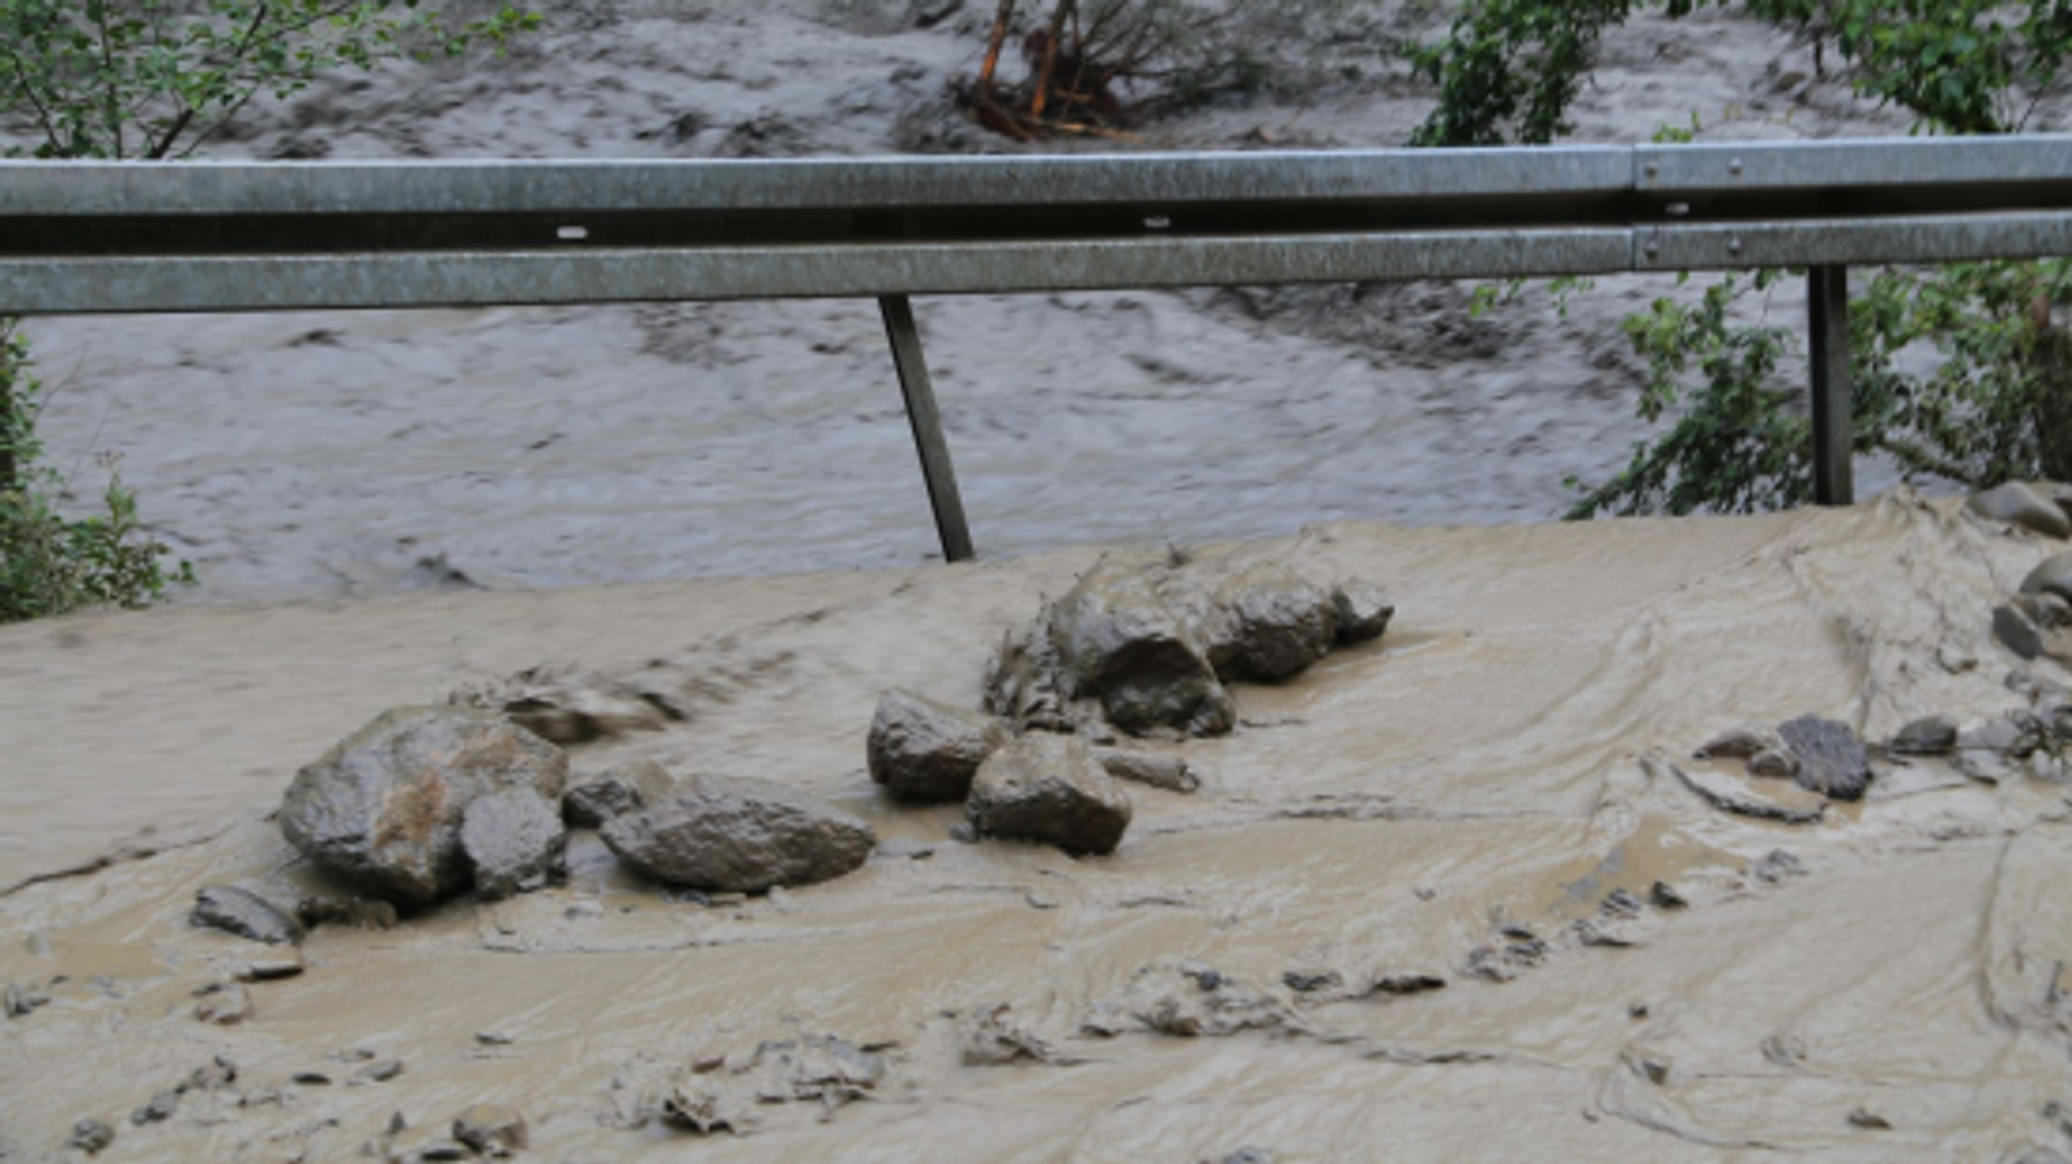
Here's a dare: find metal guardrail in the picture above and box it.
[3,136,2069,559]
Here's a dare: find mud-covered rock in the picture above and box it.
[966,734,1132,855]
[1778,714,1872,801]
[1091,746,1198,793]
[192,885,304,946]
[1330,580,1395,645]
[1694,725,1784,761]
[1043,562,1234,736]
[563,759,675,828]
[461,789,567,900]
[866,689,1007,801]
[1996,601,2047,660]
[1969,481,2072,539]
[1890,714,1960,755]
[280,707,568,906]
[600,773,875,892]
[68,1119,115,1155]
[453,1104,527,1157]
[1202,563,1337,681]
[193,982,252,1025]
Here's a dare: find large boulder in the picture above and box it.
[461,789,568,900]
[600,773,875,892]
[1202,564,1338,681]
[1969,482,2072,539]
[280,707,568,906]
[967,734,1132,855]
[1043,563,1234,737]
[867,690,1008,801]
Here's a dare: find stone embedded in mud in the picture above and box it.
[461,789,567,901]
[1330,580,1395,645]
[68,1119,116,1155]
[866,689,1008,801]
[453,1104,528,1156]
[1693,725,1784,761]
[194,982,252,1025]
[1890,714,1960,755]
[2021,552,2072,604]
[191,885,304,946]
[1203,563,1338,682]
[599,773,875,893]
[1996,602,2047,660]
[966,733,1133,856]
[1778,714,1872,801]
[279,706,569,907]
[562,759,675,829]
[1969,481,2072,539]
[1043,562,1235,737]
[1091,746,1198,794]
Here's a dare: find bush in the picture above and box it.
[0,322,194,622]
[1413,0,2072,518]
[0,0,536,620]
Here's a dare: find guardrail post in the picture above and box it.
[878,294,977,562]
[1808,265,1854,506]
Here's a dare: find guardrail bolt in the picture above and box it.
[1729,158,1744,177]
[1729,237,1744,256]
[1644,162,1660,180]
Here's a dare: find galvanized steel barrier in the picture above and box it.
[4,136,2070,560]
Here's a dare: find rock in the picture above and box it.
[1043,562,1234,736]
[1846,1106,1892,1130]
[1749,849,1804,883]
[1091,746,1198,793]
[1996,601,2046,659]
[1961,717,2031,753]
[461,789,567,900]
[1649,880,1689,909]
[1330,580,1395,645]
[280,707,568,906]
[1969,481,2072,538]
[1889,714,1960,755]
[1746,748,1800,779]
[194,982,252,1025]
[296,895,399,931]
[1778,714,1872,801]
[1203,563,1337,681]
[958,1006,1054,1066]
[966,734,1133,855]
[68,1119,115,1155]
[1282,969,1342,993]
[1222,1151,1275,1164]
[453,1104,528,1156]
[866,689,1007,801]
[3,982,49,1017]
[233,951,305,982]
[192,885,304,946]
[1370,971,1446,996]
[1694,725,1783,761]
[354,1059,404,1084]
[414,1139,473,1162]
[562,760,674,828]
[600,773,875,892]
[2022,551,2072,603]
[130,1089,180,1124]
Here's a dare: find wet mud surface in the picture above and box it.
[8,495,2072,1160]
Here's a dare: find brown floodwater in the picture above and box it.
[4,492,2071,1161]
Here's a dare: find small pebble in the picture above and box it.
[67,1119,115,1155]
